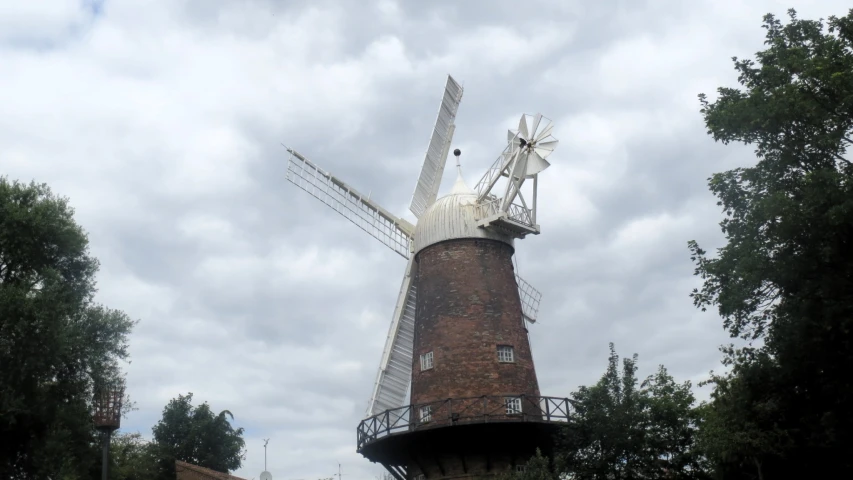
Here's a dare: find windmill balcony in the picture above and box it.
[356,394,572,466]
[475,197,540,238]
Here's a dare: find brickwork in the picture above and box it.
[358,237,552,480]
[411,238,540,406]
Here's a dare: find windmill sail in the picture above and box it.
[367,258,417,417]
[516,274,542,323]
[409,75,464,218]
[285,148,414,258]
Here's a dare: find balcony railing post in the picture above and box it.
[385,411,390,435]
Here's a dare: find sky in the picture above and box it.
[1,0,848,478]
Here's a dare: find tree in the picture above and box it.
[556,345,707,480]
[696,350,791,480]
[111,432,158,480]
[642,366,708,478]
[496,449,556,480]
[150,392,246,479]
[558,345,645,479]
[690,7,853,477]
[0,177,136,479]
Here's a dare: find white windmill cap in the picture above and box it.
[413,165,513,256]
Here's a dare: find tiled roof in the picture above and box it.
[175,460,247,480]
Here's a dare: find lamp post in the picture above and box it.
[93,382,124,480]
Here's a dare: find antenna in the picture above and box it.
[263,439,269,470]
[260,439,272,480]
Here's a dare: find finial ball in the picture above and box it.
[453,148,461,157]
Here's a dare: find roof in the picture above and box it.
[175,460,247,480]
[413,168,513,255]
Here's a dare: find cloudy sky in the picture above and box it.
[2,0,848,478]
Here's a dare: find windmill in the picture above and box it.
[284,75,557,420]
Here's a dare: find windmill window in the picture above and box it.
[414,475,426,480]
[497,345,515,363]
[419,405,432,423]
[505,397,522,415]
[420,351,434,371]
[516,465,527,473]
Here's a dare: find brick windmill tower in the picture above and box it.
[286,76,571,479]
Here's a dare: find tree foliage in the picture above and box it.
[695,351,791,480]
[496,449,555,480]
[111,432,159,480]
[0,177,135,479]
[555,345,706,480]
[691,8,853,477]
[92,394,246,480]
[150,392,246,479]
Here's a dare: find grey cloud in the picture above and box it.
[3,0,850,478]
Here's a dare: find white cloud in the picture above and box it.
[3,0,849,478]
[0,0,90,45]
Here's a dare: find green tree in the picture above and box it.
[0,177,136,479]
[696,350,791,480]
[643,366,708,478]
[557,345,706,480]
[496,449,556,480]
[150,392,246,479]
[690,7,853,477]
[111,432,158,480]
[559,345,645,479]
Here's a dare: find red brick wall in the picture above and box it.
[411,238,540,406]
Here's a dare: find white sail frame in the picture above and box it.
[285,148,414,258]
[366,258,417,417]
[409,75,464,218]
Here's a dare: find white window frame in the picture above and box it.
[414,474,425,480]
[516,464,527,473]
[420,351,434,371]
[505,396,522,415]
[497,345,515,363]
[419,405,432,423]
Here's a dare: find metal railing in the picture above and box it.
[356,395,572,451]
[476,195,536,229]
